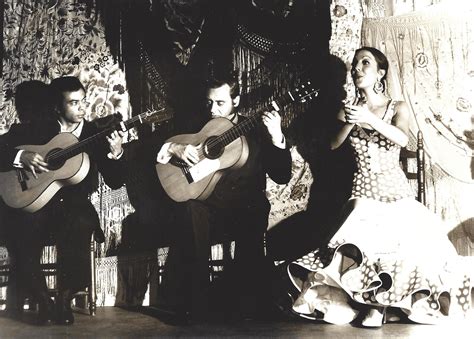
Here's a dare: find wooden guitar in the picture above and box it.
[0,109,167,212]
[156,81,318,202]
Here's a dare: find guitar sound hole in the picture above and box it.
[45,148,65,170]
[203,136,224,160]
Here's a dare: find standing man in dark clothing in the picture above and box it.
[156,71,292,321]
[0,76,125,325]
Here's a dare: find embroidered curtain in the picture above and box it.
[1,0,132,256]
[360,0,445,18]
[361,2,474,253]
[1,0,130,132]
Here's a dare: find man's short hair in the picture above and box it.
[205,70,240,98]
[49,76,85,108]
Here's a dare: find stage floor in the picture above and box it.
[1,306,473,338]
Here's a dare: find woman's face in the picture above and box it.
[351,50,384,90]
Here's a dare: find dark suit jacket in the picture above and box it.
[154,112,292,211]
[0,119,124,228]
[201,115,292,214]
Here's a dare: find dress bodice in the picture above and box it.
[349,100,414,202]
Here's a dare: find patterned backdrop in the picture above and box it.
[1,0,360,305]
[1,0,130,131]
[4,1,471,306]
[1,0,132,256]
[361,1,474,255]
[0,0,362,255]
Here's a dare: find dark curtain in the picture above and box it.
[94,0,332,126]
[92,0,337,262]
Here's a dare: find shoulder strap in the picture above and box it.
[382,100,397,122]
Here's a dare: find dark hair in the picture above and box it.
[14,80,53,123]
[205,70,240,98]
[49,76,86,109]
[353,47,389,89]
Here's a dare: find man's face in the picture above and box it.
[59,89,86,124]
[206,84,239,119]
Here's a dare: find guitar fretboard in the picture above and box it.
[48,111,158,163]
[216,91,294,148]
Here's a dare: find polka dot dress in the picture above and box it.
[349,100,414,202]
[286,100,473,325]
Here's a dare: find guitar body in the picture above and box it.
[0,133,90,212]
[156,118,249,202]
[156,81,319,202]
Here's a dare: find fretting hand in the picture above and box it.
[106,130,125,158]
[20,151,49,178]
[262,110,284,145]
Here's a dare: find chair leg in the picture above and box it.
[89,239,96,316]
[223,241,232,268]
[5,271,26,316]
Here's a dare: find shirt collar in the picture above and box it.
[58,119,84,138]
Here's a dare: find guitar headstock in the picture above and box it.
[137,108,171,125]
[290,81,319,103]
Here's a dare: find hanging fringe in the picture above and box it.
[232,41,309,128]
[40,245,57,290]
[0,248,9,303]
[96,251,169,307]
[96,256,118,306]
[361,3,474,256]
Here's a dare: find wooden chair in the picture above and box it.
[0,234,98,316]
[400,130,426,205]
[122,139,238,284]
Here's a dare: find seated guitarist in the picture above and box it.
[156,71,292,321]
[0,80,54,319]
[0,76,125,325]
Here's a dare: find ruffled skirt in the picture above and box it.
[287,198,474,325]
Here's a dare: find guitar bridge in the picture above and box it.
[171,157,220,185]
[171,158,194,184]
[16,168,29,191]
[181,166,194,184]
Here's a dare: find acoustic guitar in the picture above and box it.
[0,109,166,212]
[156,81,318,202]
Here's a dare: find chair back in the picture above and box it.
[400,130,426,205]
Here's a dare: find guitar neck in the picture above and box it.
[218,92,294,147]
[48,112,150,162]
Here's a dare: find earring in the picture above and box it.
[354,88,361,100]
[374,79,384,93]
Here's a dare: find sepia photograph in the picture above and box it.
[0,0,473,337]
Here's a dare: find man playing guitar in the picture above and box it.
[156,71,292,321]
[0,76,125,325]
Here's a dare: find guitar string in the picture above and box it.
[46,86,312,163]
[190,89,310,162]
[50,116,139,160]
[193,102,276,161]
[190,88,315,162]
[48,112,153,161]
[192,116,260,160]
[50,85,310,163]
